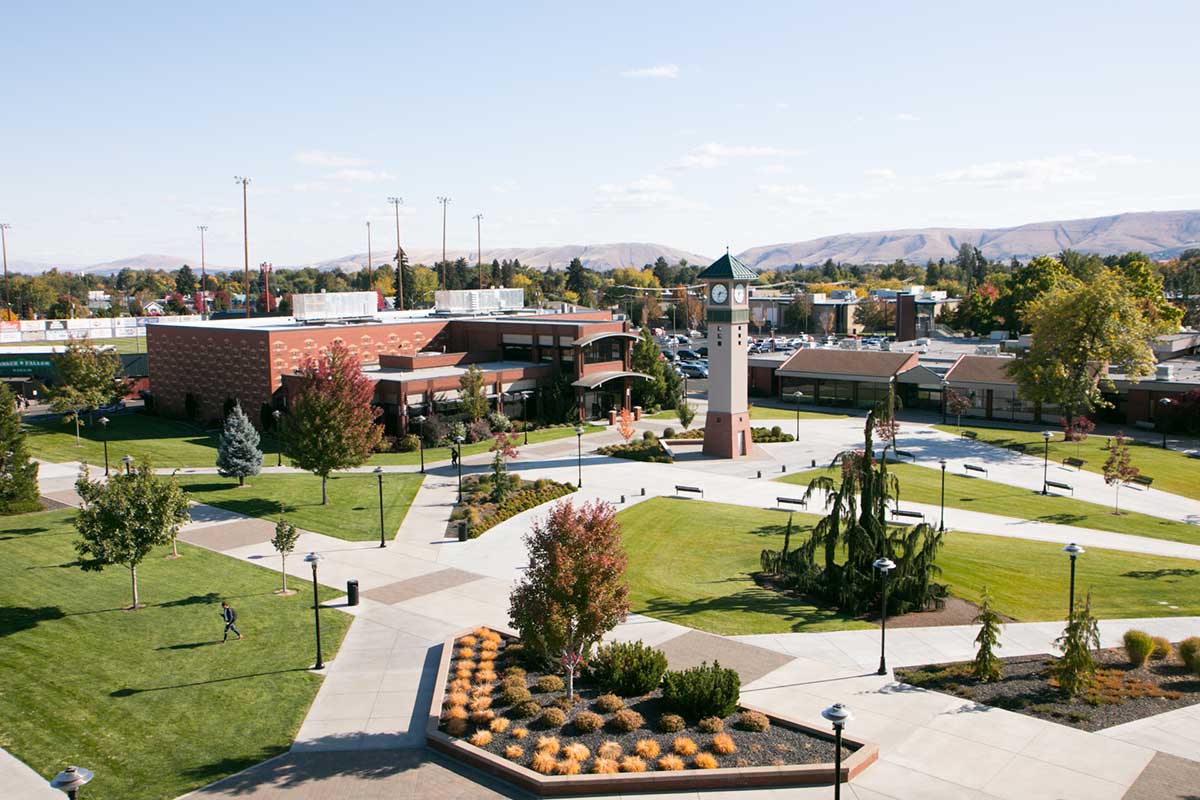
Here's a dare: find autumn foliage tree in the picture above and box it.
[509,499,631,698]
[282,341,382,504]
[616,408,636,442]
[488,432,520,504]
[1061,415,1095,459]
[945,387,974,427]
[1102,432,1140,514]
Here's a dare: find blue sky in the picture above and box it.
[3,1,1199,267]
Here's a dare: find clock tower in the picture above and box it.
[697,252,755,458]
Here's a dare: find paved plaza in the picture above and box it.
[10,410,1200,799]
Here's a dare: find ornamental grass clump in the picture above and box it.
[531,751,556,774]
[1180,637,1200,674]
[633,739,660,759]
[597,741,622,759]
[511,727,529,740]
[662,661,740,719]
[591,757,619,774]
[504,744,524,760]
[1123,629,1154,667]
[457,646,476,659]
[619,755,647,773]
[469,730,493,747]
[657,754,685,771]
[444,691,468,708]
[554,759,581,775]
[710,733,737,754]
[672,736,698,756]
[562,743,590,761]
[535,735,560,755]
[1151,637,1173,661]
[694,752,719,769]
[489,717,511,734]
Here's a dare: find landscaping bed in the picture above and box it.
[428,627,876,795]
[450,474,577,538]
[897,645,1200,731]
[597,436,673,463]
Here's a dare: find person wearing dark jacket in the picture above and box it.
[221,601,242,642]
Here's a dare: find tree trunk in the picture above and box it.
[129,564,139,609]
[171,535,178,558]
[321,475,328,505]
[1114,485,1121,515]
[238,475,244,487]
[281,556,288,592]
[74,414,82,447]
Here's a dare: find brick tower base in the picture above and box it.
[702,411,753,458]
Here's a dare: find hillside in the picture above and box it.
[307,242,712,273]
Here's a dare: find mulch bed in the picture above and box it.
[897,645,1200,731]
[440,628,850,774]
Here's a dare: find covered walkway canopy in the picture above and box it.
[571,330,642,348]
[571,370,652,390]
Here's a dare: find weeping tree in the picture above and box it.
[761,403,945,617]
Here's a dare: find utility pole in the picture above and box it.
[388,197,404,310]
[437,196,451,289]
[196,225,208,315]
[365,220,373,291]
[473,213,483,289]
[260,262,273,312]
[0,223,11,316]
[234,176,251,317]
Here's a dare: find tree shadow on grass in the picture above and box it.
[157,640,222,651]
[1037,512,1089,526]
[0,605,66,637]
[638,585,858,633]
[110,667,310,697]
[180,482,291,518]
[1120,569,1200,580]
[157,592,221,609]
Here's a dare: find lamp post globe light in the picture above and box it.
[454,436,464,501]
[273,409,283,466]
[121,454,134,475]
[938,458,947,532]
[50,765,94,799]
[521,391,530,445]
[792,389,804,440]
[1063,542,1085,621]
[873,557,896,675]
[374,466,386,549]
[98,416,110,477]
[821,703,853,800]
[1040,430,1052,495]
[302,552,325,669]
[413,415,426,473]
[574,425,584,488]
[1159,397,1172,449]
[940,378,949,424]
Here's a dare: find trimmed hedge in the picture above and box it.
[590,640,668,697]
[597,440,673,463]
[751,427,795,443]
[661,661,740,719]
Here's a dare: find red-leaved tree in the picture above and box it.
[509,499,631,699]
[282,341,382,504]
[1102,432,1140,514]
[1060,415,1095,459]
[945,387,974,427]
[616,407,636,442]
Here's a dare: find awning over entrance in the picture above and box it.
[571,370,652,389]
[571,330,642,348]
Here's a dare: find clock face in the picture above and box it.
[733,284,746,303]
[710,283,728,304]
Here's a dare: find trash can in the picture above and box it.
[457,521,469,542]
[347,579,359,606]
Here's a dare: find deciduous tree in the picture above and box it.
[1102,432,1139,514]
[271,516,299,594]
[674,398,696,430]
[459,364,488,422]
[616,408,636,442]
[47,338,124,446]
[216,402,262,486]
[283,341,383,504]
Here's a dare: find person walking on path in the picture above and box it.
[221,601,242,642]
[450,447,459,467]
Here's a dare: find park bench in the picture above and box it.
[777,496,808,510]
[1131,475,1154,489]
[1062,456,1086,469]
[1045,480,1074,496]
[894,449,916,461]
[1134,420,1156,431]
[960,430,978,440]
[675,485,704,499]
[963,463,988,476]
[890,509,925,524]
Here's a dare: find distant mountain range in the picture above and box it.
[9,210,1199,275]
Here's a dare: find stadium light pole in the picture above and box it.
[196,225,208,315]
[387,197,404,310]
[437,196,451,288]
[365,220,373,292]
[473,213,484,289]
[234,176,251,317]
[1,222,13,315]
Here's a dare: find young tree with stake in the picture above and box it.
[271,516,299,595]
[674,398,696,431]
[1102,432,1140,514]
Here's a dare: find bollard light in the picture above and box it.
[50,765,94,799]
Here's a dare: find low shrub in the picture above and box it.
[466,419,492,444]
[502,684,532,706]
[573,711,603,733]
[510,700,541,719]
[462,480,578,538]
[1123,629,1154,667]
[549,695,575,711]
[596,440,672,463]
[619,756,647,773]
[609,708,645,732]
[563,742,590,761]
[504,744,524,760]
[591,757,619,774]
[694,752,719,769]
[657,754,685,771]
[751,427,795,443]
[661,661,741,719]
[538,707,567,728]
[1180,637,1200,673]
[711,733,737,754]
[590,640,669,697]
[672,736,698,756]
[658,713,686,733]
[487,411,512,432]
[503,666,527,680]
[698,716,724,733]
[535,735,560,755]
[597,741,622,760]
[1151,636,1173,661]
[642,430,656,441]
[535,675,565,693]
[663,427,677,438]
[469,730,493,747]
[633,739,660,759]
[594,693,624,713]
[395,434,421,452]
[735,711,770,732]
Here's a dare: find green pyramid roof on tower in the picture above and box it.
[696,252,758,281]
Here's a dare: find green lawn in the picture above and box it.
[779,463,1200,545]
[25,413,232,469]
[175,472,423,541]
[368,424,604,466]
[933,423,1200,502]
[8,335,147,353]
[0,509,350,800]
[749,404,848,421]
[618,497,1200,633]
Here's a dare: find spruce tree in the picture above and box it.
[216,403,262,486]
[0,385,41,515]
[971,586,1004,682]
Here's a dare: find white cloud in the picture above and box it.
[935,151,1143,190]
[490,179,520,194]
[756,183,815,205]
[757,163,790,175]
[774,101,790,110]
[894,112,920,122]
[329,168,395,183]
[670,142,805,170]
[294,150,369,168]
[620,64,680,79]
[594,174,702,211]
[864,167,897,180]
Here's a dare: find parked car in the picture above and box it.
[696,346,708,357]
[687,329,703,339]
[679,362,709,378]
[676,349,702,361]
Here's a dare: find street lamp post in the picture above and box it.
[98,416,110,477]
[575,425,584,487]
[938,458,947,532]
[121,454,134,475]
[1063,542,1084,622]
[273,409,282,467]
[454,435,464,501]
[792,390,804,439]
[374,466,386,548]
[1040,430,1052,494]
[303,552,325,669]
[50,765,94,799]
[940,379,948,424]
[821,703,853,800]
[873,557,896,675]
[521,391,530,445]
[413,415,426,473]
[1159,397,1172,449]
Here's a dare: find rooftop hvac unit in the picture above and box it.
[1156,363,1174,381]
[292,291,378,323]
[976,344,1001,356]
